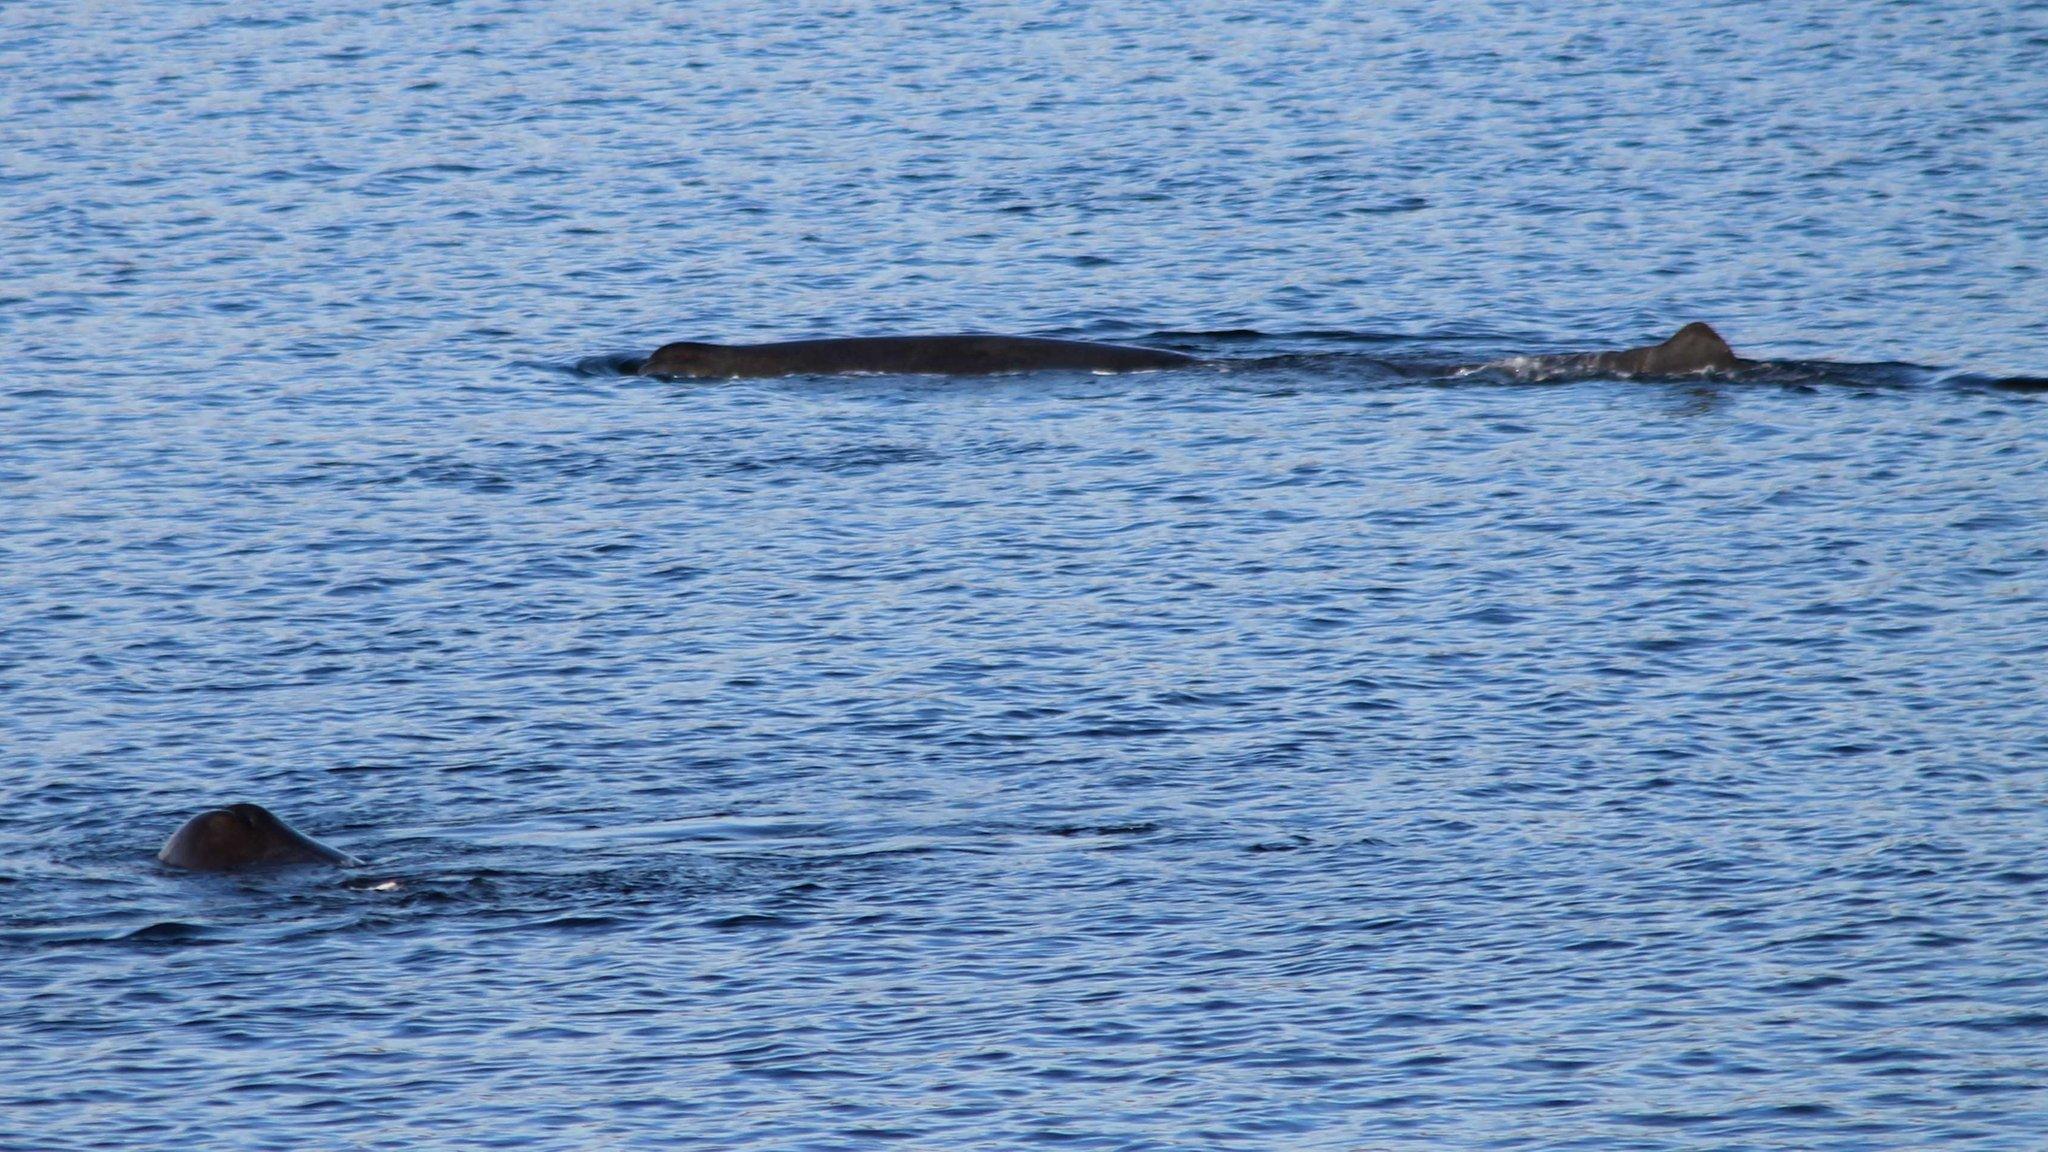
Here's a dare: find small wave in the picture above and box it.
[1044,821,1161,839]
[115,920,219,945]
[723,444,939,475]
[571,353,648,377]
[704,912,800,931]
[1140,327,1416,350]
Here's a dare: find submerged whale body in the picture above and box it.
[158,803,361,871]
[1491,322,1750,378]
[639,334,1197,378]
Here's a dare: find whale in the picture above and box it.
[158,803,362,871]
[635,323,1751,380]
[1483,322,1751,378]
[638,334,1197,378]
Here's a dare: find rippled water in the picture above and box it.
[5,2,2047,1148]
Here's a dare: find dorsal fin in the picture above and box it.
[1650,322,1740,371]
[1666,322,1731,354]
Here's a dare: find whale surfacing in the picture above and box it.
[1495,322,1751,378]
[1588,322,1746,375]
[158,803,361,871]
[639,335,1196,379]
[634,322,1754,381]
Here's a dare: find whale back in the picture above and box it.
[640,335,1195,378]
[158,803,360,871]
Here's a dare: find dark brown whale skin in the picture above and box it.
[157,803,361,871]
[638,334,1197,378]
[636,324,1750,380]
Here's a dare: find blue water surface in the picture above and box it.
[4,2,2047,1149]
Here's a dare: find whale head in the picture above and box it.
[158,803,362,872]
[640,341,743,378]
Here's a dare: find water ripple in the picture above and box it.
[4,0,2047,1149]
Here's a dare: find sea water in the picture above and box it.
[4,2,2046,1148]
